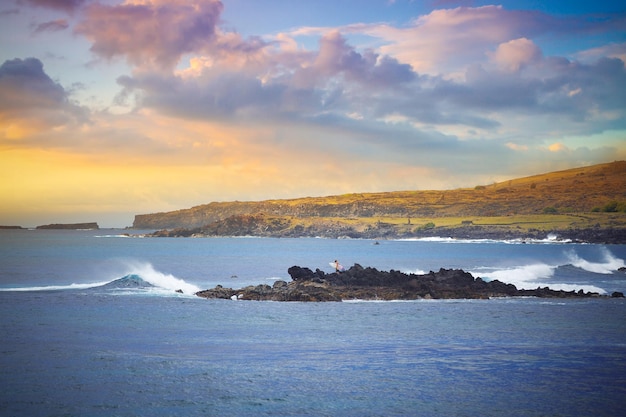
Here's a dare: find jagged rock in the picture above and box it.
[195,264,608,302]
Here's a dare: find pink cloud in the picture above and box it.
[91,3,625,152]
[490,38,542,71]
[75,0,224,71]
[34,19,69,33]
[293,31,414,88]
[362,6,545,75]
[22,0,85,12]
[431,0,474,6]
[576,42,626,65]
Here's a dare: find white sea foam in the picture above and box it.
[397,236,572,244]
[475,263,557,285]
[471,247,625,295]
[401,268,427,275]
[399,237,456,242]
[474,263,608,294]
[565,247,625,274]
[0,260,201,295]
[0,281,111,292]
[536,283,607,293]
[472,263,560,292]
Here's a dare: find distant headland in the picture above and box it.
[132,161,626,244]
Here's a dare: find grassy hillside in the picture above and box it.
[134,161,626,236]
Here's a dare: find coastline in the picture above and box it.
[147,222,626,244]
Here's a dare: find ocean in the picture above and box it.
[1,229,625,416]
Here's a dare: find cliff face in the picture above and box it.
[146,213,626,243]
[133,161,626,230]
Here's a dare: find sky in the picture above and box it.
[1,0,625,228]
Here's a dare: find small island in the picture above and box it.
[196,264,625,302]
[36,222,99,230]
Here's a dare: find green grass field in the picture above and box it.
[320,212,626,232]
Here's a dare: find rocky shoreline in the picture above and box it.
[195,264,625,302]
[148,219,626,244]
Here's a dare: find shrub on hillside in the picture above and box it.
[604,201,626,212]
[592,201,626,213]
[415,222,436,232]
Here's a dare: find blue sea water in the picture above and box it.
[1,229,625,416]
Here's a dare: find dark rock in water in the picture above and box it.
[196,264,605,302]
[96,274,155,290]
[611,291,625,298]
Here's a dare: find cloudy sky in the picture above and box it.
[1,0,625,227]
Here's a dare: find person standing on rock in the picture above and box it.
[334,260,344,272]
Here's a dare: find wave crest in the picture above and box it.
[472,247,625,294]
[117,261,201,294]
[565,247,625,274]
[0,261,201,295]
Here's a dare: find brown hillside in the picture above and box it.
[133,161,626,229]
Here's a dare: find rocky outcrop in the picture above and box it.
[195,264,605,302]
[36,222,99,230]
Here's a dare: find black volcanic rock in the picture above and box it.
[196,264,605,302]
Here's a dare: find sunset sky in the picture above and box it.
[1,0,625,227]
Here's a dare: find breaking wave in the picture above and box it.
[565,247,624,274]
[472,247,625,294]
[115,260,201,294]
[398,235,572,244]
[0,260,200,295]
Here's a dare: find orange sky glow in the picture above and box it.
[1,0,625,227]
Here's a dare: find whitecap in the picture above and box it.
[0,281,111,292]
[1,260,202,295]
[471,251,615,294]
[565,247,625,274]
[473,263,557,287]
[401,268,427,275]
[118,260,201,294]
